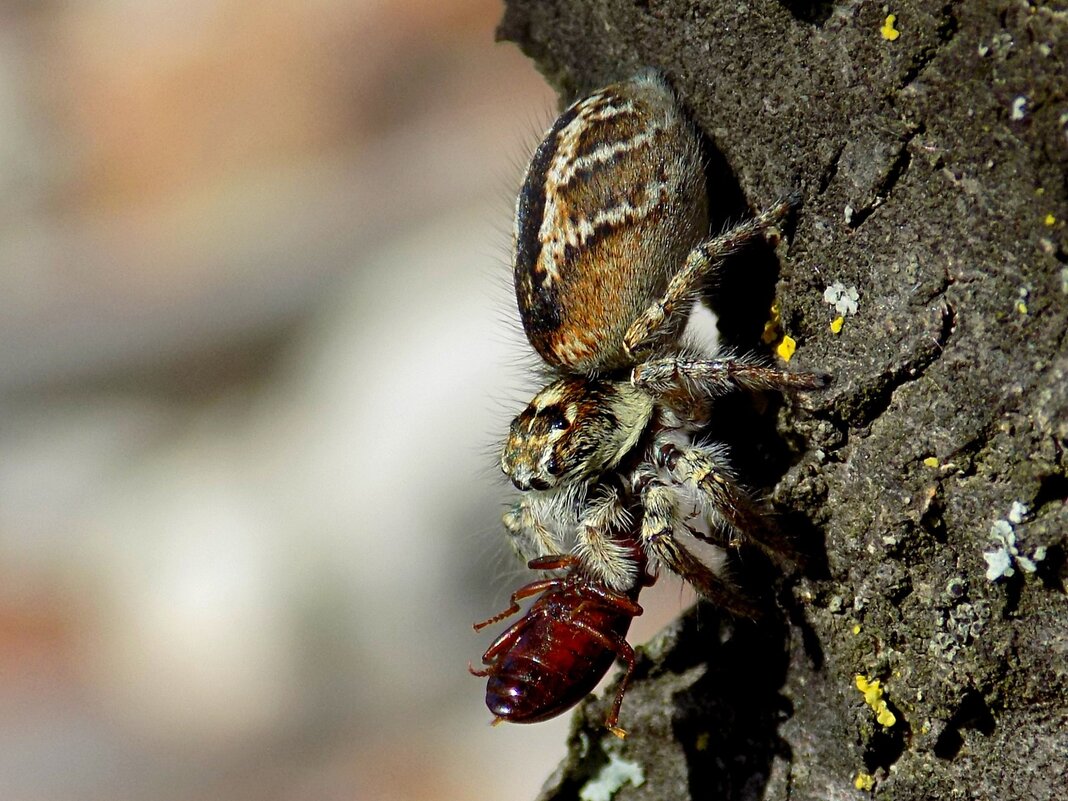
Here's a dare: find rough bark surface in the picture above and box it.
[496,1,1067,799]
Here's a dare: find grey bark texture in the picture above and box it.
[496,1,1068,799]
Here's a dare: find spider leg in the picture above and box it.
[633,355,831,399]
[503,496,566,561]
[657,441,803,566]
[638,474,761,618]
[573,485,642,592]
[680,517,735,549]
[623,193,799,357]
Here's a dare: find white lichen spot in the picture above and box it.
[579,751,645,801]
[984,503,1046,581]
[1016,552,1041,574]
[1060,266,1068,295]
[1010,95,1028,121]
[844,204,854,224]
[823,281,860,316]
[983,547,1014,581]
[1007,500,1028,525]
[991,31,1015,56]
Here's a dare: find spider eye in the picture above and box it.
[549,416,570,432]
[544,455,562,476]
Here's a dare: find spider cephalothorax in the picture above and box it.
[501,376,653,492]
[501,359,827,607]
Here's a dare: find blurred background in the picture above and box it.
[0,2,696,799]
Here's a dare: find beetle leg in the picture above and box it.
[473,577,562,631]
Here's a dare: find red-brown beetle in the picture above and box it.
[470,553,652,737]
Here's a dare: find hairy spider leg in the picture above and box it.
[572,485,643,592]
[623,193,800,357]
[657,440,804,566]
[503,497,567,561]
[633,356,832,399]
[636,468,762,618]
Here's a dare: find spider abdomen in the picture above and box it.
[514,71,708,372]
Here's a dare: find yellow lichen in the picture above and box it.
[1045,213,1056,226]
[830,316,845,334]
[854,772,876,791]
[855,675,879,703]
[776,335,797,362]
[923,456,939,468]
[852,623,862,635]
[881,14,901,41]
[1017,301,1029,315]
[762,302,782,344]
[855,675,897,727]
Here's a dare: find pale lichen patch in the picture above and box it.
[579,751,645,801]
[983,503,1047,580]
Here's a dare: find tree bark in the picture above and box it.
[497,1,1068,798]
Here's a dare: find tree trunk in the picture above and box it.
[496,1,1067,798]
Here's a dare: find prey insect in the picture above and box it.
[500,70,830,603]
[471,528,652,737]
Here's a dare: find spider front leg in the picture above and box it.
[503,496,567,561]
[623,193,799,357]
[656,440,802,565]
[633,355,831,399]
[573,485,642,592]
[636,470,761,618]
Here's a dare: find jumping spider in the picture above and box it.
[498,71,829,610]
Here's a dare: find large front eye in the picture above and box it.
[541,406,569,433]
[544,455,562,476]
